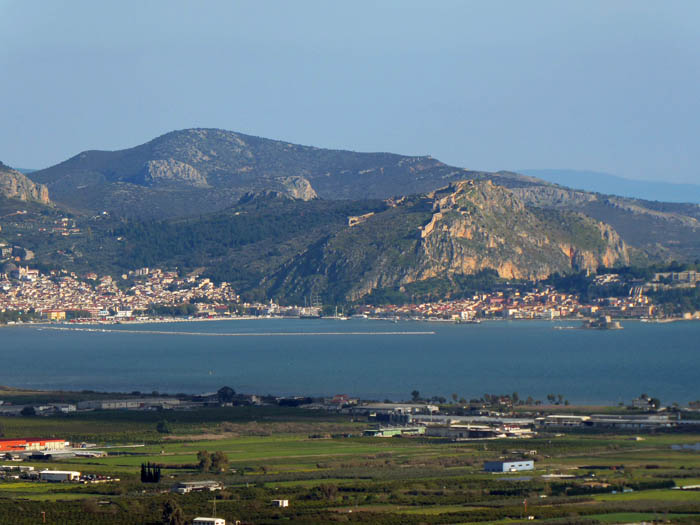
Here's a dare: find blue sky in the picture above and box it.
[1,1,699,183]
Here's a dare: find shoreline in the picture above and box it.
[0,314,696,328]
[0,383,658,409]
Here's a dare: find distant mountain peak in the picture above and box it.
[27,128,496,218]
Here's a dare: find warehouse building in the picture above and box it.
[40,470,81,482]
[171,480,223,494]
[193,519,226,525]
[0,438,69,452]
[77,398,181,410]
[363,426,425,437]
[484,460,534,472]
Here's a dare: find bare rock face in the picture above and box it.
[0,162,50,204]
[412,180,629,282]
[267,180,631,302]
[511,185,597,207]
[144,159,209,188]
[279,176,317,200]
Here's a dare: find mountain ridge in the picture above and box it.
[263,180,630,303]
[23,128,700,262]
[28,128,535,218]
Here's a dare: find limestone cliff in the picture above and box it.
[144,159,209,187]
[0,162,50,204]
[279,176,317,200]
[264,180,630,302]
[414,181,628,282]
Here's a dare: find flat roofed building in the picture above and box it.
[77,398,180,410]
[588,414,674,429]
[484,460,534,472]
[171,480,223,494]
[43,309,66,321]
[0,438,68,452]
[426,424,505,440]
[40,470,80,482]
[536,415,590,427]
[354,403,439,415]
[193,519,226,525]
[0,465,34,472]
[363,426,425,437]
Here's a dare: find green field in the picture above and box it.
[1,406,700,523]
[587,512,695,523]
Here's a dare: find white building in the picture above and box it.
[171,480,223,494]
[40,470,80,482]
[484,460,534,473]
[193,519,226,525]
[272,499,289,507]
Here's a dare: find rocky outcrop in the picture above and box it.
[412,181,628,282]
[144,159,209,187]
[0,162,50,204]
[27,128,498,217]
[279,176,317,200]
[511,185,597,208]
[266,180,630,301]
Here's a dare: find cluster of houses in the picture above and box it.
[36,216,81,237]
[3,259,696,323]
[0,266,239,320]
[354,286,656,321]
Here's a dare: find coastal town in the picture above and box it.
[1,259,699,323]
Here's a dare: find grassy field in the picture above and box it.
[593,489,700,502]
[1,405,700,523]
[587,512,695,523]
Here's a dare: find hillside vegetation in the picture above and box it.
[24,128,700,262]
[263,181,630,303]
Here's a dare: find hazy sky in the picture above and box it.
[2,1,699,183]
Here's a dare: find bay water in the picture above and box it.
[1,319,697,405]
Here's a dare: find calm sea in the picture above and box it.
[1,319,698,405]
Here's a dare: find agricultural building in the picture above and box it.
[193,519,226,525]
[484,460,534,472]
[363,426,426,437]
[427,424,508,439]
[171,480,223,494]
[0,438,68,452]
[40,470,81,482]
[77,397,181,410]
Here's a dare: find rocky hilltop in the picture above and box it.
[0,161,50,204]
[264,180,629,302]
[28,128,531,218]
[25,128,700,260]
